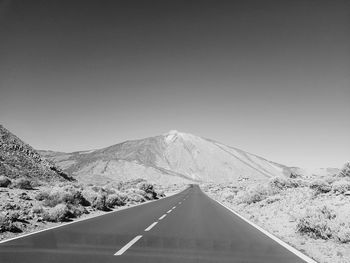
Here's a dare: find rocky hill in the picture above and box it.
[0,125,72,182]
[41,130,296,185]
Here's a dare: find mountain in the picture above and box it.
[41,130,295,185]
[0,125,72,182]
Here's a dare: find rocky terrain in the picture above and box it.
[0,125,73,184]
[202,163,350,263]
[41,130,297,186]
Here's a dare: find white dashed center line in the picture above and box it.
[114,235,143,256]
[159,214,167,220]
[144,222,158,232]
[114,194,192,256]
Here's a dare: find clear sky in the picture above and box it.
[1,0,349,169]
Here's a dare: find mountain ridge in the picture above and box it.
[0,125,73,182]
[40,130,296,185]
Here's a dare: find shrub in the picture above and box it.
[297,205,350,243]
[91,186,102,192]
[289,172,301,179]
[0,213,22,233]
[37,186,89,207]
[42,204,70,222]
[31,205,44,215]
[0,214,9,232]
[13,178,33,190]
[265,195,281,204]
[138,182,153,193]
[106,194,125,208]
[333,221,350,243]
[296,206,336,240]
[137,182,158,199]
[309,179,331,194]
[127,193,146,203]
[67,204,87,218]
[269,176,299,190]
[0,176,11,187]
[103,187,116,195]
[236,185,271,204]
[332,180,350,194]
[82,188,98,204]
[7,211,20,222]
[339,162,350,177]
[35,191,50,201]
[157,190,166,198]
[91,193,108,211]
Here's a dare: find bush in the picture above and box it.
[127,193,146,203]
[103,187,116,195]
[289,172,301,179]
[339,162,350,177]
[31,205,44,215]
[333,221,350,243]
[42,204,70,222]
[264,195,281,204]
[91,193,108,211]
[106,194,125,208]
[67,204,87,218]
[296,206,350,243]
[269,176,299,190]
[82,188,98,204]
[0,214,10,232]
[7,211,20,222]
[332,180,350,194]
[236,184,272,204]
[36,186,89,207]
[0,213,22,233]
[0,176,11,187]
[296,206,335,240]
[157,190,166,198]
[91,186,102,192]
[13,178,33,190]
[309,179,331,194]
[35,191,50,201]
[138,182,153,193]
[138,182,158,199]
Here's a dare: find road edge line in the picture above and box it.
[0,186,189,244]
[209,197,318,263]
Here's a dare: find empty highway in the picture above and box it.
[0,185,313,263]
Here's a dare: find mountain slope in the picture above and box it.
[42,130,293,185]
[0,125,72,182]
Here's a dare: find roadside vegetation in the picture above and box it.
[202,162,350,263]
[0,178,166,240]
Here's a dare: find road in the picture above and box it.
[0,185,310,263]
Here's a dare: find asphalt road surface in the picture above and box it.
[0,185,310,263]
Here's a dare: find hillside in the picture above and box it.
[0,125,176,240]
[0,125,72,182]
[41,130,296,185]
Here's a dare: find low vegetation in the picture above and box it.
[296,205,350,243]
[0,176,11,187]
[0,178,167,239]
[203,163,350,263]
